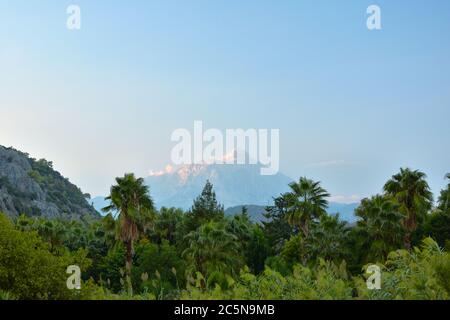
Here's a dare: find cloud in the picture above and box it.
[328,194,361,204]
[148,164,174,177]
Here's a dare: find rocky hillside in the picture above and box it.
[0,145,99,221]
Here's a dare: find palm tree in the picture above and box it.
[182,221,241,283]
[383,168,433,250]
[309,214,349,262]
[355,195,404,260]
[102,173,154,295]
[37,219,66,253]
[285,177,330,238]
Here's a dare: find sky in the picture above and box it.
[1,0,450,202]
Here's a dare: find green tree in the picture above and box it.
[245,225,271,274]
[226,211,252,247]
[0,213,91,300]
[132,240,186,299]
[182,221,242,286]
[438,173,450,211]
[356,238,450,299]
[416,209,450,248]
[182,180,224,234]
[263,195,293,254]
[308,214,350,263]
[285,177,330,238]
[384,168,433,249]
[102,173,155,295]
[153,207,184,245]
[354,195,404,261]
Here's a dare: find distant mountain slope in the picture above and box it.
[0,145,99,221]
[225,202,359,223]
[225,205,271,222]
[144,162,293,209]
[327,202,359,223]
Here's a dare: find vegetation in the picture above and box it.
[0,146,98,220]
[1,169,450,300]
[101,173,155,295]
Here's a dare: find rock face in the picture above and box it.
[0,145,99,221]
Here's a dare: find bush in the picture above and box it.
[0,213,90,300]
[181,260,353,300]
[355,238,450,300]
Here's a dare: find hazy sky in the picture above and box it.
[1,0,449,201]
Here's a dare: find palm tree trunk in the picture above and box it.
[300,221,309,238]
[403,210,416,251]
[404,233,412,251]
[125,240,133,296]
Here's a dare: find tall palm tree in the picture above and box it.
[285,177,330,238]
[102,173,154,295]
[383,168,433,250]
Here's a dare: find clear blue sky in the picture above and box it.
[1,0,449,201]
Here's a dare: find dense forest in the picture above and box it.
[1,166,450,300]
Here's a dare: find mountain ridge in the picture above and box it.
[0,145,99,221]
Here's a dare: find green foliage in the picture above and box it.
[285,177,330,238]
[0,290,17,300]
[181,261,353,300]
[356,238,450,300]
[182,180,225,234]
[262,196,293,254]
[415,209,450,248]
[308,214,349,263]
[102,173,155,295]
[383,168,433,249]
[354,195,404,262]
[132,240,186,299]
[2,169,450,300]
[279,214,349,267]
[153,207,184,245]
[96,244,126,293]
[245,225,271,274]
[183,221,243,287]
[0,213,90,300]
[281,234,305,266]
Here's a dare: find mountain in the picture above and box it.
[92,162,292,213]
[225,205,271,222]
[144,162,293,209]
[92,161,359,223]
[0,145,99,221]
[225,203,359,223]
